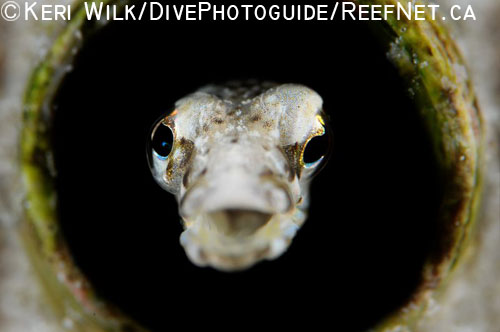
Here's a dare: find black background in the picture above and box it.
[53,2,442,331]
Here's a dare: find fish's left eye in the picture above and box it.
[303,129,331,167]
[151,122,174,160]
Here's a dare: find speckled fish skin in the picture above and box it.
[148,82,328,270]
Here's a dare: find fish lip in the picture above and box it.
[179,209,301,271]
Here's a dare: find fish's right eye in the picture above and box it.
[151,122,174,160]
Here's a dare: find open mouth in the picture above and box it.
[205,209,273,237]
[177,164,303,270]
[179,207,302,271]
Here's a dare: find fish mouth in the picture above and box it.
[179,207,302,271]
[176,139,304,271]
[204,209,273,237]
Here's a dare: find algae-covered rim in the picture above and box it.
[20,1,484,331]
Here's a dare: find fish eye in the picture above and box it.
[303,129,331,167]
[151,122,174,160]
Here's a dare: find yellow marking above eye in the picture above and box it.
[317,114,325,126]
[300,120,329,168]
